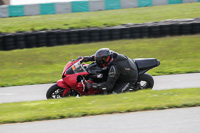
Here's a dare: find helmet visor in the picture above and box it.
[96,56,108,68]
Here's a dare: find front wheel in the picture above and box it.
[46,84,65,99]
[138,73,154,89]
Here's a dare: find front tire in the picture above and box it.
[46,84,65,99]
[138,73,154,89]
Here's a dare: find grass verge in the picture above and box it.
[0,3,200,33]
[0,34,200,87]
[0,88,200,124]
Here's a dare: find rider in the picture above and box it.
[81,48,138,94]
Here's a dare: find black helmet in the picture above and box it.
[95,48,113,68]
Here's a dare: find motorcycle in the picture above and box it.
[46,58,160,99]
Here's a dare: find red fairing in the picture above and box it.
[62,61,73,76]
[57,79,69,89]
[63,72,89,87]
[62,87,71,97]
[57,79,72,97]
[57,59,103,97]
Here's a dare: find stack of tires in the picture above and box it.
[110,27,121,40]
[140,24,149,38]
[170,23,180,36]
[159,23,170,37]
[15,33,26,49]
[57,30,68,45]
[25,32,37,48]
[100,28,111,41]
[89,28,100,42]
[68,30,79,44]
[79,29,89,43]
[148,23,160,38]
[36,31,47,47]
[120,27,131,39]
[47,31,58,46]
[0,34,4,50]
[3,34,15,50]
[130,25,141,39]
[180,22,192,35]
[192,21,200,34]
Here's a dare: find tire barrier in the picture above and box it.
[121,26,131,39]
[79,29,89,43]
[25,32,37,48]
[100,28,111,41]
[47,31,58,46]
[68,30,79,44]
[110,27,121,40]
[15,33,26,49]
[89,28,100,42]
[3,34,15,50]
[0,18,200,51]
[36,31,47,47]
[0,35,4,50]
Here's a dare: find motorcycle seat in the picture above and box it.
[133,58,160,70]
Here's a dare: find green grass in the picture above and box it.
[0,3,200,33]
[0,34,200,87]
[0,88,200,124]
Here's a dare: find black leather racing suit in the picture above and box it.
[85,52,138,93]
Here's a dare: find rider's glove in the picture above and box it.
[82,56,91,62]
[77,56,83,60]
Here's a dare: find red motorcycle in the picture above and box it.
[46,58,160,99]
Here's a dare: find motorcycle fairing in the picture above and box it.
[57,79,72,97]
[62,61,73,76]
[57,79,69,89]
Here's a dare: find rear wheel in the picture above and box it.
[138,73,154,89]
[46,84,65,99]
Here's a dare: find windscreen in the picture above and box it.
[66,61,86,74]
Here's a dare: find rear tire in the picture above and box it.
[46,84,64,99]
[138,73,154,89]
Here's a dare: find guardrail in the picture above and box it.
[0,18,200,50]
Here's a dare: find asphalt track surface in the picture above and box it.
[0,73,200,103]
[0,107,200,133]
[0,73,200,133]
